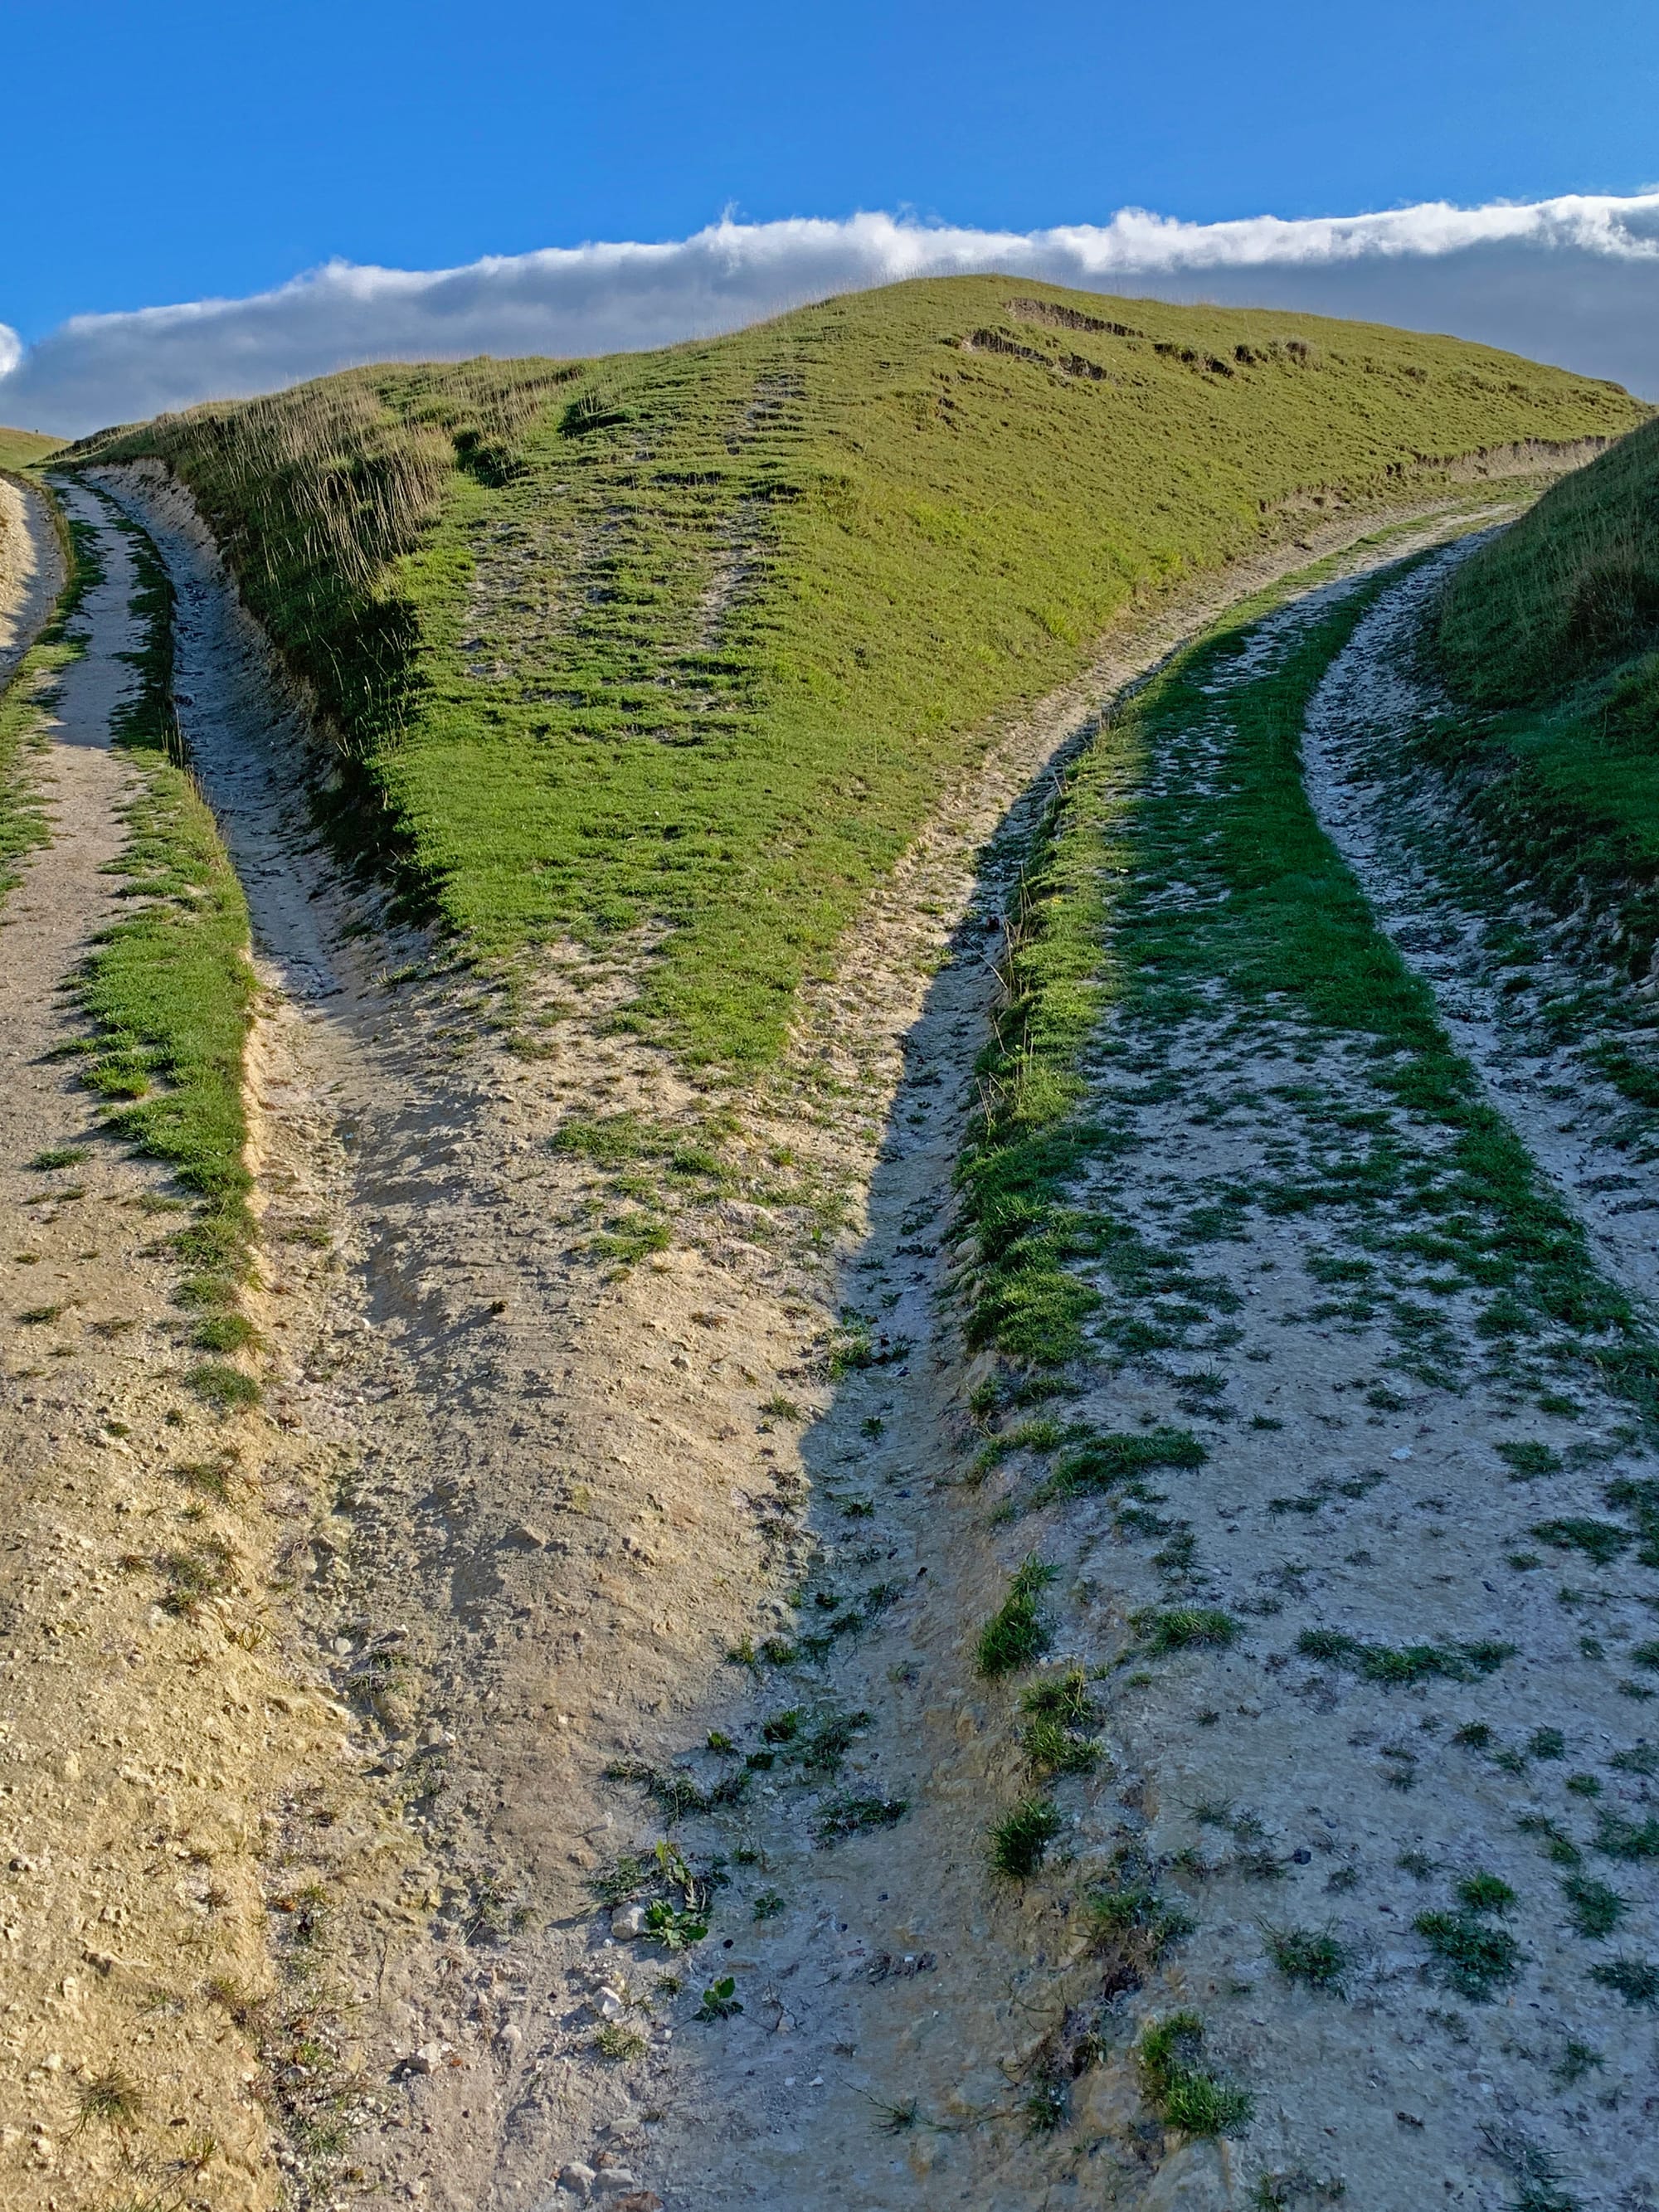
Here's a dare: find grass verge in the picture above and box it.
[73,493,258,1354]
[956,537,1659,1419]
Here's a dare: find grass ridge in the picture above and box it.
[66,278,1643,1070]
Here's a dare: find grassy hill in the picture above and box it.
[0,425,66,471]
[1435,415,1659,972]
[71,276,1646,1069]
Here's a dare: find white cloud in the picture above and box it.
[6,193,1659,436]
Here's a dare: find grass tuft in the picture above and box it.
[1264,1924,1352,1993]
[975,1554,1058,1676]
[1414,1894,1523,2002]
[989,1795,1063,1879]
[1136,1606,1240,1655]
[1137,2011,1253,2137]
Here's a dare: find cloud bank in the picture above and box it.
[5,193,1659,436]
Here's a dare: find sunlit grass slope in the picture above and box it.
[1436,414,1659,974]
[75,277,1644,1067]
[0,425,67,471]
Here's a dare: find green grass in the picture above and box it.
[989,1794,1063,1878]
[32,492,260,1396]
[1441,412,1659,707]
[1415,1879,1525,2001]
[75,503,256,1293]
[69,279,1642,1072]
[1034,1425,1208,1500]
[813,1791,908,1844]
[1296,1626,1515,1684]
[1135,1606,1241,1655]
[1019,1668,1103,1774]
[975,1553,1057,1675]
[1086,1874,1194,1963]
[1264,1925,1352,1993]
[953,544,1659,1426]
[1561,1874,1627,1939]
[1137,2011,1253,2137]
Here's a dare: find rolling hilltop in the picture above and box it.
[75,275,1645,1067]
[0,425,66,472]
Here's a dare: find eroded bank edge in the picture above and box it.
[0,478,98,907]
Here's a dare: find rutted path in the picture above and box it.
[0,485,294,2211]
[918,563,1659,2210]
[10,461,1642,2212]
[1305,546,1659,1317]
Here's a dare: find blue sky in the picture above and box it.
[6,0,1657,340]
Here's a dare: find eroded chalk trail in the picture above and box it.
[34,468,1647,2212]
[1305,546,1659,1317]
[922,567,1659,2210]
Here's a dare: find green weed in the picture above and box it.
[1137,2011,1253,2137]
[990,1796,1063,1879]
[1264,1925,1352,1993]
[1588,1956,1659,2007]
[641,1898,708,1952]
[695,1976,742,2020]
[975,1553,1057,1676]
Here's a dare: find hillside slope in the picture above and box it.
[75,276,1644,1067]
[0,425,67,471]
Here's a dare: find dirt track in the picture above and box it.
[0,474,61,688]
[6,464,1651,2211]
[0,484,294,2211]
